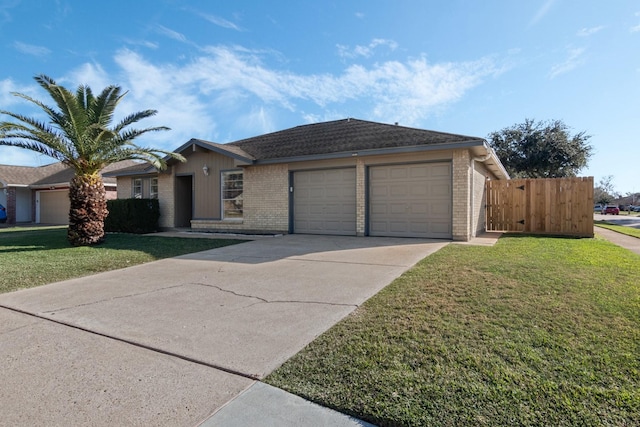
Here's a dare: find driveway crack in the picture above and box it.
[191,283,357,308]
[40,284,186,314]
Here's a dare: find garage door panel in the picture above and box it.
[389,168,408,179]
[39,190,70,224]
[431,204,451,216]
[409,222,429,233]
[431,164,451,177]
[369,163,451,239]
[389,203,408,215]
[410,186,428,197]
[294,169,356,236]
[410,203,428,214]
[390,185,408,197]
[371,186,389,197]
[430,183,451,197]
[410,167,429,178]
[431,223,452,235]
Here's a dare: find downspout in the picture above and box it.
[472,152,493,162]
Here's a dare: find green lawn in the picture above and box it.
[596,221,640,239]
[266,235,640,427]
[0,227,244,294]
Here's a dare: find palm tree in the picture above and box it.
[0,74,184,246]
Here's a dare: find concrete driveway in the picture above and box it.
[0,234,448,426]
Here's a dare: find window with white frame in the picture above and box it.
[150,177,159,199]
[221,170,243,219]
[132,178,143,199]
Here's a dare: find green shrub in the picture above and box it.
[105,198,160,234]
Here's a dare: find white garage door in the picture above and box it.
[293,168,356,235]
[369,163,452,238]
[39,190,70,224]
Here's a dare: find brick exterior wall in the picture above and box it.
[452,150,471,241]
[119,148,495,241]
[6,187,16,224]
[355,158,366,236]
[244,164,289,232]
[192,163,290,234]
[117,179,132,199]
[472,161,488,236]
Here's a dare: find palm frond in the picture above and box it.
[2,74,178,173]
[113,110,159,133]
[91,85,123,128]
[0,138,68,162]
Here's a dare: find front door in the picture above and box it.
[175,175,193,228]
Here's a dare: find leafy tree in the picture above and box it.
[0,74,184,246]
[487,119,592,178]
[594,175,620,205]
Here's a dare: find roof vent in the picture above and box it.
[394,122,398,126]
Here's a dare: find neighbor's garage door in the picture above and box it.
[293,168,356,235]
[369,163,452,238]
[39,190,70,224]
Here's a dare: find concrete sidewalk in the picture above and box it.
[0,234,449,426]
[595,226,640,255]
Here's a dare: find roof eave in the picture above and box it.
[0,183,30,188]
[169,138,255,165]
[29,183,70,189]
[477,141,510,180]
[103,169,158,178]
[252,139,487,165]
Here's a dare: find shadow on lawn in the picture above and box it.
[499,232,587,240]
[0,227,242,258]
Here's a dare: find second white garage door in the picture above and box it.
[293,168,356,235]
[369,162,452,239]
[38,190,70,224]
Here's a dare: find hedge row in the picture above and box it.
[105,198,160,234]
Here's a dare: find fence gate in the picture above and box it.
[486,177,594,237]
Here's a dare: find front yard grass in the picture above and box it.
[266,235,640,427]
[596,221,640,239]
[0,227,244,294]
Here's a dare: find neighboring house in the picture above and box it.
[0,161,137,224]
[107,118,510,241]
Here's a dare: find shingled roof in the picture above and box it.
[0,160,139,187]
[228,118,486,161]
[108,118,508,179]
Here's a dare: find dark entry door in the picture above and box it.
[175,175,193,228]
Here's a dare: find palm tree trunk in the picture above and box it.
[67,174,108,246]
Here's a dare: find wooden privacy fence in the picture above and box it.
[486,177,594,237]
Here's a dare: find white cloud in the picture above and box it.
[199,13,242,31]
[123,38,159,49]
[577,26,604,37]
[115,45,499,134]
[14,41,51,57]
[2,44,501,156]
[529,0,556,27]
[549,47,586,79]
[0,146,55,166]
[0,0,20,25]
[155,25,188,43]
[0,78,39,107]
[631,24,640,33]
[337,38,398,59]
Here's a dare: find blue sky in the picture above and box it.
[1,0,638,194]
